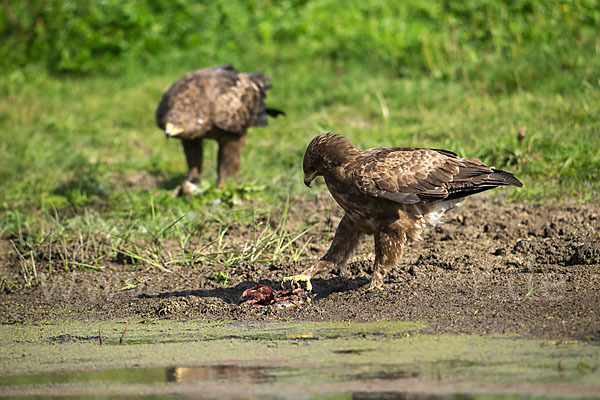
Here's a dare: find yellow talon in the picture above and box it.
[282,274,313,292]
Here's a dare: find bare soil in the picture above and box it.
[1,195,599,340]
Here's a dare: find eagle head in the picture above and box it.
[162,109,207,139]
[164,122,185,138]
[303,133,358,187]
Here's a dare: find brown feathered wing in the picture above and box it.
[352,148,522,204]
[212,72,272,135]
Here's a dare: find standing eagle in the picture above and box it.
[284,133,522,291]
[156,65,284,195]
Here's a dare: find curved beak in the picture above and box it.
[303,170,318,187]
[165,123,184,138]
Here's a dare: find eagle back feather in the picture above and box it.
[156,65,277,136]
[212,72,268,134]
[350,146,522,204]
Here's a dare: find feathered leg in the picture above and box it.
[370,227,407,290]
[182,139,204,183]
[283,215,362,291]
[172,139,204,196]
[217,136,244,188]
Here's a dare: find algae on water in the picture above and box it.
[1,320,599,398]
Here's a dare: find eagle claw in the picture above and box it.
[366,283,385,291]
[282,274,313,292]
[171,181,200,197]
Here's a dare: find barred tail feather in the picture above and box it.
[266,108,285,117]
[444,169,523,201]
[490,169,523,187]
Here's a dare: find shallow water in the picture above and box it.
[0,320,599,399]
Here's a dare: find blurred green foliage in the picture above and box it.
[1,0,598,79]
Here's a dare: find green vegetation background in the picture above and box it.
[0,1,598,284]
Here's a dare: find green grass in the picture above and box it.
[1,3,599,289]
[2,57,597,208]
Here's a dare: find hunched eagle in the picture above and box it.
[156,65,284,196]
[284,133,522,291]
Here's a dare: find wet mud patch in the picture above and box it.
[0,196,599,340]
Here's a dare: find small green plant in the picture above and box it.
[119,278,137,291]
[0,275,19,292]
[10,243,38,287]
[208,271,229,285]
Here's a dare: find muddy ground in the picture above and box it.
[1,194,599,340]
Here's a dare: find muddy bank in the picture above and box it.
[1,195,599,340]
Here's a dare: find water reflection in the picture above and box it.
[0,365,278,387]
[351,393,474,400]
[166,365,276,384]
[0,365,576,399]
